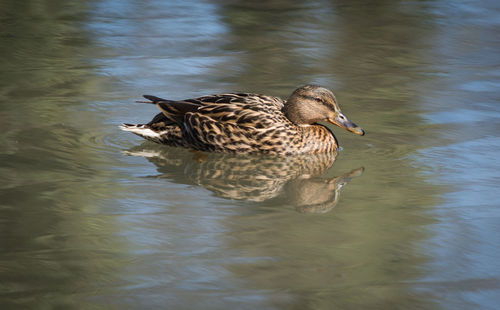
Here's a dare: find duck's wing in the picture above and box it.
[181,100,293,154]
[185,93,285,110]
[195,102,287,128]
[143,93,286,127]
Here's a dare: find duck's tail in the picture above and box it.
[136,95,166,104]
[120,122,186,147]
[120,94,172,141]
[120,123,165,143]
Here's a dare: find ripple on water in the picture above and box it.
[79,127,130,152]
[360,138,417,160]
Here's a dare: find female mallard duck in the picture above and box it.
[120,85,364,155]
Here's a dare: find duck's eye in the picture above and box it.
[314,97,322,102]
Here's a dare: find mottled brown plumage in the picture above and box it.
[120,85,364,155]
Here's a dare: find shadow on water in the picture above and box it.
[125,143,364,214]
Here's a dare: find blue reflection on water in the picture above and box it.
[418,136,500,307]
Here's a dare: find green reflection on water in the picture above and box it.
[0,2,128,309]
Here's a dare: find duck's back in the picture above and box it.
[179,95,293,154]
[148,93,285,129]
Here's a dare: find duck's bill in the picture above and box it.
[328,113,365,136]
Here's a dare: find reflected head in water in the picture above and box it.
[287,167,364,214]
[124,144,364,213]
[120,85,364,155]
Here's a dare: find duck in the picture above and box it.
[120,85,364,155]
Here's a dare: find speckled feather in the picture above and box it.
[121,85,363,155]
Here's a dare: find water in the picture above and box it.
[1,1,500,309]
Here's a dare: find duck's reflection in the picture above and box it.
[125,143,363,213]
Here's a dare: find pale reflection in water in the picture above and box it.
[125,143,363,213]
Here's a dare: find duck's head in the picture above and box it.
[284,85,365,136]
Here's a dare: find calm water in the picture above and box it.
[1,1,500,309]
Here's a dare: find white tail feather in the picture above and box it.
[119,124,162,139]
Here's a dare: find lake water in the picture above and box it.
[1,1,500,309]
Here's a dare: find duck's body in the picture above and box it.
[121,85,364,155]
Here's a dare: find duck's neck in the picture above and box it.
[283,101,311,125]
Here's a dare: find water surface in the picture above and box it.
[1,1,500,309]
